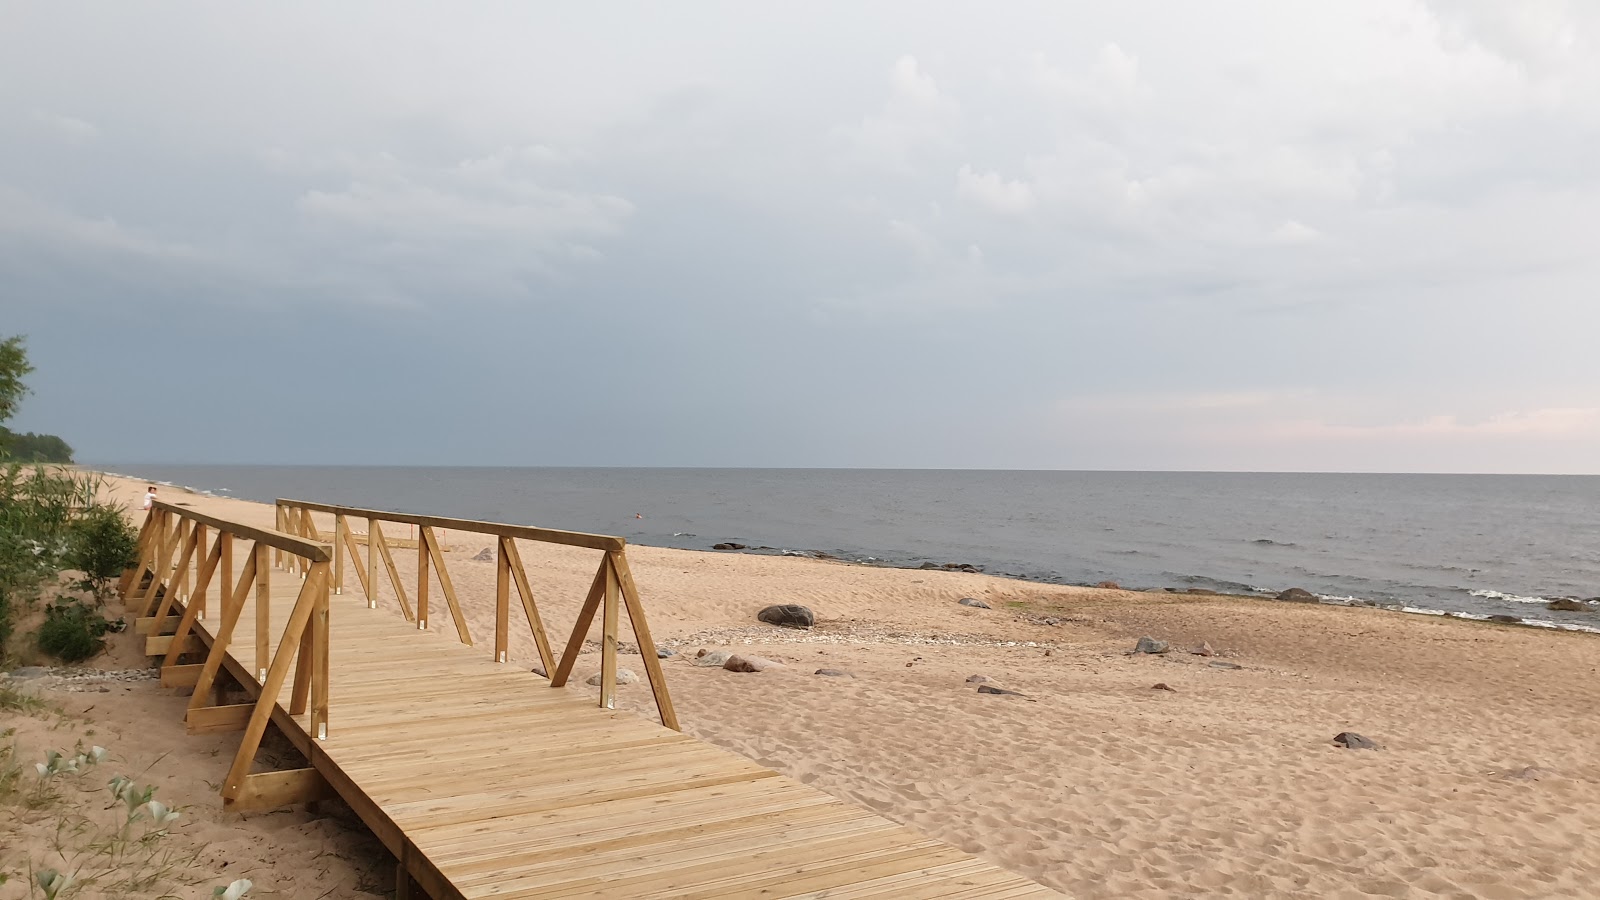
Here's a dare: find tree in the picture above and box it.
[0,335,32,425]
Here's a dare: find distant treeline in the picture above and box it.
[0,427,74,463]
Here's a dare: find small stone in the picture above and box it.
[8,667,50,680]
[1133,636,1169,654]
[723,655,779,673]
[1209,661,1243,670]
[693,651,732,667]
[757,604,815,629]
[1095,581,1121,590]
[814,669,853,677]
[1547,598,1589,612]
[965,674,989,683]
[471,547,494,562]
[1151,683,1176,692]
[657,647,676,658]
[977,685,1024,696]
[1332,732,1381,750]
[957,597,991,609]
[1043,648,1054,657]
[1277,588,1320,603]
[585,668,640,686]
[1189,642,1216,657]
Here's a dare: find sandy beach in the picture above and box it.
[5,472,1598,899]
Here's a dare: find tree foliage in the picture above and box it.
[0,335,32,426]
[0,429,74,463]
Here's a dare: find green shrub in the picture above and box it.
[36,599,118,663]
[68,504,139,601]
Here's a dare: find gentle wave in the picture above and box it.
[1469,589,1550,604]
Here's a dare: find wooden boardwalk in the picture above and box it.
[126,501,1058,899]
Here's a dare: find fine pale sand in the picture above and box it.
[17,474,1600,898]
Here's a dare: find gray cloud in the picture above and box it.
[2,1,1598,472]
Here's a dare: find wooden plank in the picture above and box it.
[550,562,608,688]
[311,575,330,740]
[254,543,270,682]
[503,538,556,677]
[611,550,679,731]
[276,498,626,552]
[417,522,430,631]
[153,500,330,562]
[159,663,203,688]
[494,539,510,663]
[135,615,177,636]
[185,703,254,735]
[229,768,334,813]
[371,520,415,621]
[423,525,472,645]
[218,530,232,621]
[334,514,347,594]
[600,554,619,710]
[162,535,224,669]
[366,516,379,609]
[221,563,327,804]
[145,634,200,656]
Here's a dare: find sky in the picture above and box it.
[2,1,1599,472]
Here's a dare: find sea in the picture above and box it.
[101,466,1600,632]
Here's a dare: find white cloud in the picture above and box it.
[32,111,99,143]
[956,165,1036,215]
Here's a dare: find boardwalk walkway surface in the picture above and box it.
[126,501,1058,899]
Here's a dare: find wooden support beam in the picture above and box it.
[503,538,557,677]
[185,703,254,735]
[370,520,414,621]
[159,664,203,689]
[226,768,333,813]
[611,550,680,731]
[255,543,270,682]
[550,561,608,688]
[118,513,156,598]
[162,535,223,670]
[221,564,327,805]
[423,526,471,645]
[417,523,430,631]
[190,552,258,718]
[276,497,626,552]
[148,522,199,631]
[494,539,510,663]
[333,514,347,595]
[310,577,330,740]
[341,521,369,599]
[135,616,178,636]
[365,516,378,609]
[136,511,181,617]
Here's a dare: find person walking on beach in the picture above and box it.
[142,485,157,511]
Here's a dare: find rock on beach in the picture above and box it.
[757,604,815,628]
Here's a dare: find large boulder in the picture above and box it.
[1132,636,1169,654]
[1332,732,1381,750]
[1277,588,1320,603]
[724,655,780,673]
[712,542,747,551]
[1548,598,1589,612]
[585,668,639,686]
[757,604,815,629]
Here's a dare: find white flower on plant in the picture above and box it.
[89,746,108,764]
[108,774,133,801]
[35,761,50,776]
[143,799,181,827]
[36,868,74,900]
[214,877,254,899]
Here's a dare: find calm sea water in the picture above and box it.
[103,466,1600,630]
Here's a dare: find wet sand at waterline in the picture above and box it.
[27,474,1600,898]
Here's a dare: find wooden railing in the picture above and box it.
[120,501,333,811]
[274,498,678,730]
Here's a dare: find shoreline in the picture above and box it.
[103,468,1600,636]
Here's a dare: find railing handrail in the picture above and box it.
[155,500,331,561]
[276,498,625,552]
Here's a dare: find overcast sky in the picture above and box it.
[3,1,1598,472]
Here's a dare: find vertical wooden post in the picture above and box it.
[311,574,330,740]
[274,505,285,570]
[216,531,232,622]
[118,512,156,598]
[173,520,197,603]
[333,514,346,595]
[416,528,430,631]
[366,517,378,609]
[190,552,258,717]
[255,544,270,682]
[600,555,620,710]
[495,539,510,663]
[191,523,206,601]
[611,550,679,731]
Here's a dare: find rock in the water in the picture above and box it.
[965,674,989,683]
[1548,598,1589,612]
[977,684,1024,696]
[1189,642,1216,657]
[724,654,779,673]
[1186,588,1219,595]
[1333,732,1381,750]
[471,547,494,562]
[1095,581,1121,590]
[1151,683,1176,692]
[957,597,992,609]
[814,668,853,677]
[693,651,732,667]
[585,668,639,686]
[656,647,676,658]
[712,542,747,551]
[1209,660,1243,670]
[1133,636,1170,654]
[1487,614,1522,625]
[918,562,941,570]
[757,604,815,629]
[1277,588,1320,603]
